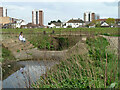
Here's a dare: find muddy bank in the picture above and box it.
[2,61,24,80]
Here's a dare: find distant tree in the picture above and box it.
[88,20,96,26]
[106,18,115,26]
[95,20,101,27]
[96,23,101,27]
[48,20,56,25]
[57,20,61,23]
[48,20,62,25]
[88,20,101,27]
[48,23,51,25]
[91,20,96,24]
[51,21,56,23]
[85,24,89,28]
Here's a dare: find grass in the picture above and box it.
[86,36,109,61]
[27,34,81,51]
[2,47,15,62]
[32,36,118,88]
[28,34,57,50]
[1,28,118,88]
[2,27,118,36]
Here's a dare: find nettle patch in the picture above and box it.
[28,35,81,51]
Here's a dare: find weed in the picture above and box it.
[32,36,118,88]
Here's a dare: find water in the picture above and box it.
[2,60,59,88]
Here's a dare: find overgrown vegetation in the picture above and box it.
[86,36,109,61]
[28,35,57,50]
[2,47,15,62]
[2,28,118,36]
[32,36,118,88]
[27,34,80,51]
[2,28,118,88]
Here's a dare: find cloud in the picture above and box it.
[2,2,118,25]
[2,4,33,23]
[103,2,118,7]
[4,5,25,11]
[3,0,118,2]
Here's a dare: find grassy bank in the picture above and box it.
[2,47,15,63]
[32,36,118,88]
[27,34,81,51]
[2,47,24,80]
[2,28,118,36]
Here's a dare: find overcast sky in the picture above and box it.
[1,0,119,25]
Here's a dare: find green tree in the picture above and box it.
[48,21,56,25]
[106,18,115,26]
[57,20,61,23]
[91,20,96,24]
[48,20,62,25]
[95,21,101,27]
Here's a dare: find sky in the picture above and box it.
[1,0,119,25]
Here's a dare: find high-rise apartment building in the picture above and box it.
[84,12,99,22]
[0,7,3,17]
[0,7,7,17]
[91,13,95,21]
[32,10,43,26]
[4,8,7,17]
[96,14,100,20]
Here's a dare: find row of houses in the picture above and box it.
[1,17,26,29]
[1,18,120,29]
[48,18,120,28]
[21,23,45,29]
[89,19,120,28]
[48,19,85,28]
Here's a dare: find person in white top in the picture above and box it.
[19,32,26,42]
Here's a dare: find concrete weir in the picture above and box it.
[2,36,87,61]
[26,48,67,60]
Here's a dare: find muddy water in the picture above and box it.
[3,60,59,88]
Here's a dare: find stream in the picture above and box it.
[2,60,59,88]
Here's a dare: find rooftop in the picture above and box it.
[52,22,62,26]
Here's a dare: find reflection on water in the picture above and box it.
[3,60,59,88]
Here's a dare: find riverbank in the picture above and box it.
[2,33,88,61]
[1,28,119,88]
[2,36,88,82]
[2,34,89,88]
[3,60,59,88]
[32,36,118,88]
